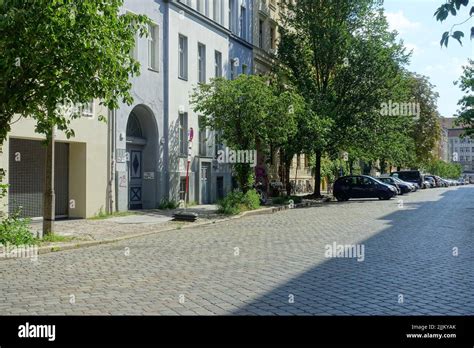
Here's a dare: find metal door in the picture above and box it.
[128,147,143,209]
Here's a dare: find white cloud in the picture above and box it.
[385,11,422,34]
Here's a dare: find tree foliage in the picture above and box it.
[191,74,299,192]
[0,0,149,143]
[435,0,473,46]
[455,59,474,136]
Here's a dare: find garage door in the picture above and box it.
[8,139,69,218]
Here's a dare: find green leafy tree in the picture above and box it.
[279,0,411,196]
[454,59,474,136]
[435,0,473,46]
[0,0,149,143]
[191,75,298,192]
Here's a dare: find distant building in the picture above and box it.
[442,117,474,173]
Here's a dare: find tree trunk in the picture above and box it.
[285,158,291,196]
[313,149,322,198]
[43,127,55,236]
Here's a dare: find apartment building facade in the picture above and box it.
[442,117,474,173]
[0,102,110,219]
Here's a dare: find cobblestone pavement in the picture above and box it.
[1,186,472,315]
[28,205,221,242]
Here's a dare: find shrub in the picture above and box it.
[158,199,179,210]
[0,183,37,246]
[217,189,260,215]
[0,211,36,246]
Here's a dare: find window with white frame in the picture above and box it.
[82,101,94,117]
[148,23,159,71]
[198,43,206,83]
[215,50,222,77]
[178,34,188,80]
[213,0,223,24]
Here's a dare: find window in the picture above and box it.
[259,20,264,48]
[148,24,159,71]
[179,113,188,156]
[179,177,188,202]
[197,0,202,12]
[198,43,206,83]
[213,0,221,23]
[214,131,223,158]
[230,59,236,80]
[242,64,247,75]
[82,101,94,117]
[199,118,207,156]
[214,50,222,77]
[240,6,246,39]
[178,34,188,80]
[270,26,276,49]
[296,154,301,169]
[228,0,234,31]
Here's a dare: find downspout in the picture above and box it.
[163,1,170,200]
[107,108,116,214]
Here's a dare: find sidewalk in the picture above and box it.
[25,197,333,256]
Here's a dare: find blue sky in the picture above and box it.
[383,0,473,117]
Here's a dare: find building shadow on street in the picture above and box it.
[231,187,474,315]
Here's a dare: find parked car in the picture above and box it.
[394,177,417,193]
[424,175,442,187]
[425,176,436,188]
[439,178,450,187]
[333,175,397,201]
[390,170,423,188]
[378,176,402,194]
[384,176,411,194]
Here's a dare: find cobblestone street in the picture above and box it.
[1,186,473,315]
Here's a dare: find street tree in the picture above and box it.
[454,59,474,136]
[191,74,298,192]
[0,0,149,234]
[279,0,411,196]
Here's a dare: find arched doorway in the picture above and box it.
[126,105,159,210]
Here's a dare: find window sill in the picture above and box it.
[178,76,188,81]
[148,67,160,73]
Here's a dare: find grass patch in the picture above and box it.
[271,196,303,205]
[158,199,179,210]
[40,234,76,244]
[89,209,136,220]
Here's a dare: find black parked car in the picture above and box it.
[390,170,423,188]
[379,176,411,194]
[378,177,402,194]
[333,175,398,201]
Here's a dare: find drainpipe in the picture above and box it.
[107,108,116,214]
[163,2,170,200]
